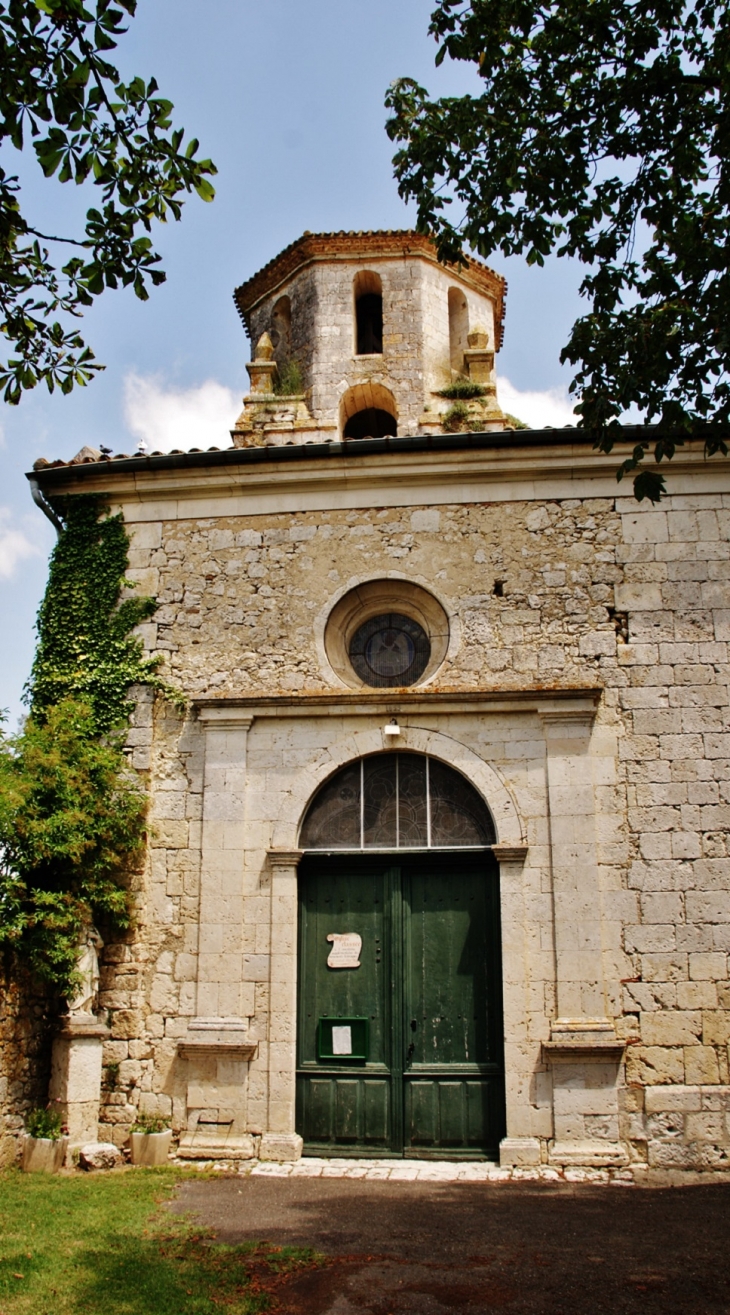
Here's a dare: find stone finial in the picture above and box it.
[246,332,278,395]
[464,323,495,387]
[255,332,275,361]
[467,325,489,350]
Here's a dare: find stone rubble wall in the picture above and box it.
[0,968,53,1166]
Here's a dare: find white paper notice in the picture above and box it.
[326,932,362,969]
[332,1025,353,1055]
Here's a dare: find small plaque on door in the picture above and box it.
[326,932,362,969]
[317,1017,369,1062]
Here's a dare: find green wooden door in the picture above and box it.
[296,852,504,1158]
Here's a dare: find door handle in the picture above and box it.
[406,1019,417,1066]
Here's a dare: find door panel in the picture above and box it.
[405,859,492,1067]
[297,852,504,1157]
[298,860,390,1067]
[297,858,395,1152]
[404,1077,502,1150]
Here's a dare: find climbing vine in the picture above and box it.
[0,494,178,996]
[27,494,175,733]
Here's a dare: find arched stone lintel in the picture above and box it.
[270,725,524,851]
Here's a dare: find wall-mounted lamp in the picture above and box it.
[384,718,401,740]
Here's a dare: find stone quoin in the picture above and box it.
[4,229,729,1174]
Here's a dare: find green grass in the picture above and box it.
[0,1167,320,1314]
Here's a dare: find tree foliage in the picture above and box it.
[0,0,216,405]
[0,700,144,995]
[386,0,730,500]
[0,495,175,996]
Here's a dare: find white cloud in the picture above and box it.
[0,508,43,580]
[123,374,240,454]
[497,376,579,429]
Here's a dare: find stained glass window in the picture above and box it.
[300,753,495,850]
[349,613,431,688]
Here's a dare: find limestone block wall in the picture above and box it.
[135,497,624,698]
[419,260,497,398]
[32,486,730,1169]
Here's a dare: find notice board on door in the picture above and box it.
[317,1016,369,1062]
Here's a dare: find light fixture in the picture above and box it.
[384,718,401,739]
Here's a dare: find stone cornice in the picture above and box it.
[178,1038,258,1060]
[542,1017,626,1063]
[29,431,729,520]
[194,688,601,723]
[268,849,304,869]
[491,844,529,865]
[197,710,253,733]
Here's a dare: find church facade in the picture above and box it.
[25,230,730,1174]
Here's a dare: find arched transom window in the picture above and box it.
[300,753,496,851]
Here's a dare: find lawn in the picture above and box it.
[0,1167,318,1314]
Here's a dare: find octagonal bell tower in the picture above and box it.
[231,230,509,446]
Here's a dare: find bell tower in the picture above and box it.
[231,230,509,446]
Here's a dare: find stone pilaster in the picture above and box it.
[538,704,625,1165]
[493,844,543,1168]
[176,709,257,1158]
[194,709,254,1026]
[539,704,607,1023]
[261,849,304,1162]
[49,1015,110,1154]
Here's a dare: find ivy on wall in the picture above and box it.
[0,495,178,997]
[28,494,173,734]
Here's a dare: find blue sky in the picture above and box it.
[0,0,583,727]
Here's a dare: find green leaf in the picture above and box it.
[0,3,217,402]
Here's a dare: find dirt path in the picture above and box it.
[172,1174,730,1313]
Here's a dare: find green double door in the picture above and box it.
[296,852,505,1158]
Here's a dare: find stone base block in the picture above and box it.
[21,1136,69,1174]
[177,1130,257,1160]
[259,1132,303,1162]
[49,1024,107,1150]
[550,1140,629,1168]
[499,1137,542,1168]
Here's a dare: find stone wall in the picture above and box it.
[132,497,623,698]
[6,476,727,1169]
[85,487,729,1168]
[0,967,53,1166]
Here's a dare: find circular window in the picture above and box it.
[322,579,452,690]
[349,613,431,688]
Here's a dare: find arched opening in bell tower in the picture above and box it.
[354,270,383,355]
[270,295,291,361]
[341,382,397,440]
[448,286,469,375]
